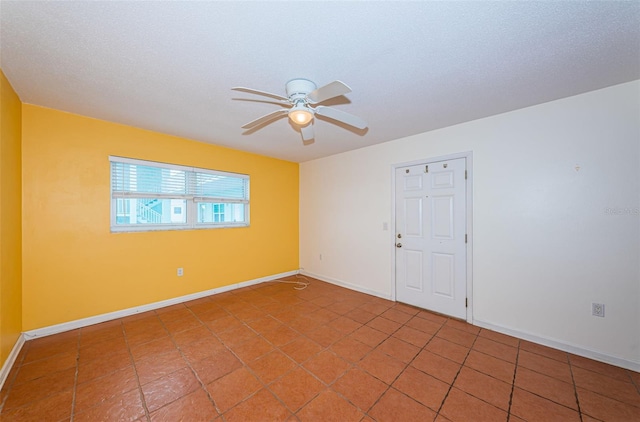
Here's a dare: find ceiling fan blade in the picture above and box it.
[315,106,367,129]
[241,109,288,129]
[307,80,352,104]
[300,122,315,141]
[232,87,289,102]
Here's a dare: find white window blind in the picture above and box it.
[110,156,249,232]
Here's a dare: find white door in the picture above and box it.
[395,158,467,319]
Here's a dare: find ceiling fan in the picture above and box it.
[232,79,367,142]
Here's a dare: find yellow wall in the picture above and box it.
[22,105,299,330]
[0,70,23,365]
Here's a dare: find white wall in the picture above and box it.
[300,81,640,369]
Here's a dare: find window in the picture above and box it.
[110,156,249,232]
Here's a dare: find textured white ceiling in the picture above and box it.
[1,1,639,162]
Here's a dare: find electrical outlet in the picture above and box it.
[592,303,605,317]
[177,267,184,277]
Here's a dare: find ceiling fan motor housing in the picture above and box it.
[286,78,317,101]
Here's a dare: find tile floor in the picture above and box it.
[1,278,639,421]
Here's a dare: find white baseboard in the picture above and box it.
[474,319,640,373]
[300,270,392,301]
[0,333,25,391]
[23,270,298,341]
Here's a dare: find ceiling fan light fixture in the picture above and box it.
[288,105,314,126]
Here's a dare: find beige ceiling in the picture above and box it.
[1,1,639,163]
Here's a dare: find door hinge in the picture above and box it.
[465,298,468,308]
[465,170,467,180]
[425,165,429,173]
[465,234,468,244]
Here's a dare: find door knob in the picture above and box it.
[396,243,402,248]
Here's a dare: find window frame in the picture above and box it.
[109,156,250,232]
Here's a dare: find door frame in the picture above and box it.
[390,151,474,324]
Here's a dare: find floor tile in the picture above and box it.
[304,325,344,348]
[350,325,388,348]
[79,336,129,362]
[472,336,518,363]
[392,325,433,348]
[380,308,413,324]
[246,315,283,334]
[393,365,449,411]
[269,367,325,412]
[577,387,640,421]
[3,366,76,411]
[206,315,244,334]
[376,336,420,364]
[326,300,360,315]
[206,367,262,413]
[425,337,470,364]
[156,304,192,321]
[369,388,437,422]
[135,349,188,385]
[193,307,230,325]
[572,365,640,406]
[436,325,477,348]
[330,336,373,363]
[224,388,292,422]
[233,304,267,322]
[79,322,123,348]
[230,335,274,363]
[570,353,634,382]
[309,308,341,324]
[332,368,387,412]
[130,336,176,362]
[367,316,402,335]
[217,324,259,348]
[179,336,227,364]
[74,388,146,422]
[358,349,406,385]
[510,387,581,422]
[297,389,363,422]
[453,366,512,411]
[280,336,323,364]
[358,302,393,316]
[405,315,443,335]
[464,350,515,384]
[515,366,578,409]
[326,316,362,336]
[4,278,639,422]
[162,315,203,334]
[149,388,217,421]
[1,389,73,422]
[440,388,508,422]
[75,365,139,412]
[13,351,77,385]
[344,308,377,325]
[303,350,350,385]
[23,336,79,363]
[170,325,215,348]
[411,349,461,385]
[519,340,568,363]
[478,328,520,348]
[125,325,169,348]
[248,350,297,384]
[191,348,243,385]
[141,366,201,412]
[444,319,480,335]
[517,349,573,384]
[392,303,420,316]
[261,325,301,347]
